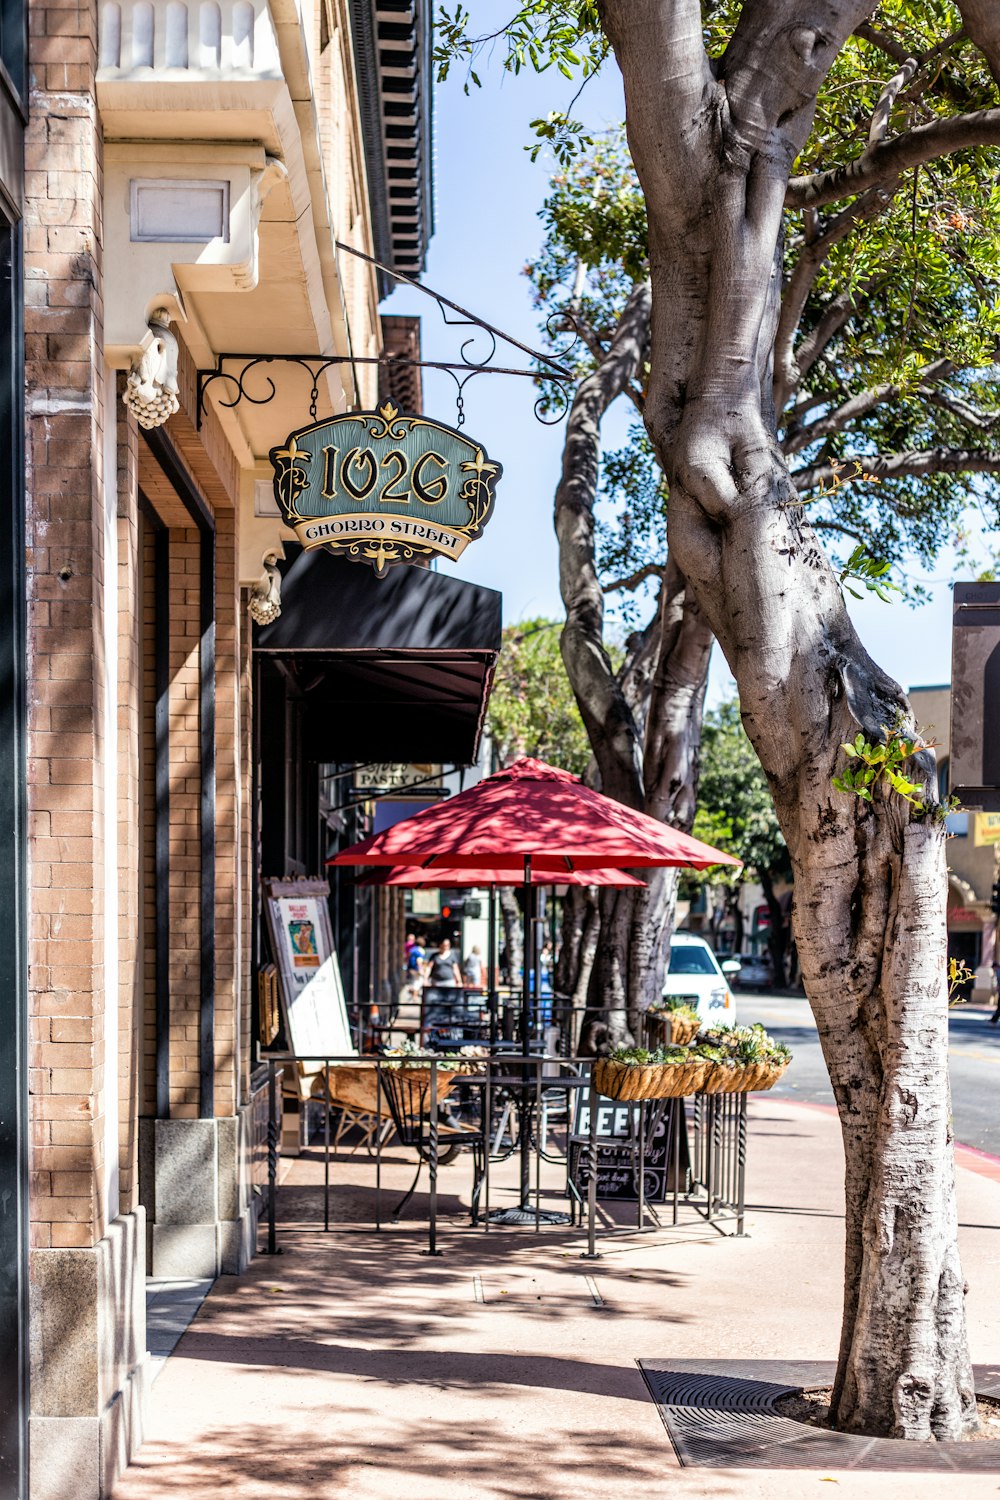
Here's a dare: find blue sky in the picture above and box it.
[384,16,992,707]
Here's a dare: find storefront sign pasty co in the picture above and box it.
[269,402,503,575]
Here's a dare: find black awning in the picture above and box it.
[254,548,502,763]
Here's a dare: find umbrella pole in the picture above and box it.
[488,884,498,1047]
[521,854,532,1051]
[519,855,532,1208]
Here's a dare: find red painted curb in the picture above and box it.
[753,1097,1000,1178]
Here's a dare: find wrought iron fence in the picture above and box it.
[255,1051,748,1257]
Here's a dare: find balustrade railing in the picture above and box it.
[254,1051,748,1258]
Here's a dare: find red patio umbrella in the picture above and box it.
[329,757,741,872]
[358,864,646,888]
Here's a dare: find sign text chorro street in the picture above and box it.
[270,402,503,576]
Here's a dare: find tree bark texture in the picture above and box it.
[600,0,976,1438]
[554,289,713,1050]
[498,885,523,993]
[554,882,599,1005]
[758,867,789,989]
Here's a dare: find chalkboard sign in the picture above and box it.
[569,1090,687,1202]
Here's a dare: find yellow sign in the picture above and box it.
[974,813,1000,845]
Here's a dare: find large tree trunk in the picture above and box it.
[577,565,711,1053]
[758,868,788,989]
[497,885,522,993]
[554,883,589,997]
[554,291,713,1049]
[601,0,976,1438]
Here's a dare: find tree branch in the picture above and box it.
[642,556,713,831]
[571,312,647,414]
[794,447,1000,491]
[598,0,715,216]
[925,389,1000,433]
[813,518,870,545]
[783,360,952,455]
[868,56,919,147]
[787,108,1000,209]
[792,273,889,387]
[555,278,653,808]
[853,22,910,67]
[775,195,894,410]
[954,0,1000,90]
[603,561,664,594]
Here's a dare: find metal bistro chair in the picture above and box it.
[378,1061,487,1225]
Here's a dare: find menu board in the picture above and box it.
[569,1090,687,1203]
[263,879,354,1074]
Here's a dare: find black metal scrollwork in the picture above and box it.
[196,241,582,431]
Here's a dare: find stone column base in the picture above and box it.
[29,1208,148,1500]
[140,1107,262,1278]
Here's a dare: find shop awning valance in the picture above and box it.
[253,546,502,763]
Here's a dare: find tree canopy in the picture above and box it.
[487,617,593,773]
[436,0,1000,1439]
[527,112,1000,599]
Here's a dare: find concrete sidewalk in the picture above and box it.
[111,1101,1000,1499]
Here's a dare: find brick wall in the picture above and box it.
[137,482,249,1122]
[116,378,141,1211]
[25,0,109,1250]
[215,507,241,1116]
[165,527,202,1117]
[140,521,156,1117]
[239,585,254,1107]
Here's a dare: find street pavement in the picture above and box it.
[737,987,1000,1156]
[111,1098,1000,1499]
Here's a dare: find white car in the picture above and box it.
[661,932,738,1028]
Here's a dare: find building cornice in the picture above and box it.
[349,0,433,290]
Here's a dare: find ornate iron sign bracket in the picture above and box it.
[197,241,579,431]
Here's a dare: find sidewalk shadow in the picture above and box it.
[174,1330,667,1403]
[113,1411,748,1500]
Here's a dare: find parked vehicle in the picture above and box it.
[730,951,773,989]
[662,933,738,1027]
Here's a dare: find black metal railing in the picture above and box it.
[254,1051,749,1257]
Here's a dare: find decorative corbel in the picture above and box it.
[122,308,180,430]
[247,550,283,625]
[234,157,291,292]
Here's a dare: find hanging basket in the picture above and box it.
[742,1058,789,1093]
[699,1058,790,1094]
[593,1056,710,1102]
[322,1063,457,1118]
[645,1012,700,1049]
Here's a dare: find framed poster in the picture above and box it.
[263,879,354,1082]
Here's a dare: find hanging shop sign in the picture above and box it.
[352,762,444,796]
[269,402,502,576]
[951,581,1000,810]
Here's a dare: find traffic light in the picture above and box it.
[439,897,483,921]
[991,882,1000,916]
